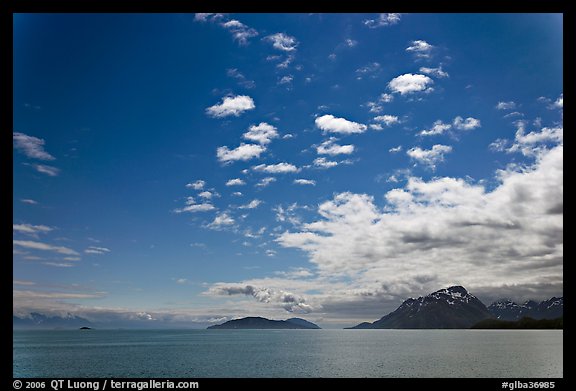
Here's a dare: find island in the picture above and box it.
[79,326,92,330]
[207,316,320,329]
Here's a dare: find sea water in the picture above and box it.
[13,329,562,378]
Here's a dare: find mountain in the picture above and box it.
[348,286,492,329]
[207,316,321,329]
[13,312,92,329]
[488,297,563,321]
[471,316,563,329]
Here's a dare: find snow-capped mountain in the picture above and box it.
[488,297,563,321]
[349,286,492,329]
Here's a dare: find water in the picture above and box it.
[13,329,562,378]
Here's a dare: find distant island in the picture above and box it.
[208,317,321,329]
[79,326,92,330]
[471,317,563,329]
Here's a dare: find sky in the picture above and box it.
[13,13,563,328]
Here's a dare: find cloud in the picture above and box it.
[13,224,53,235]
[453,116,481,130]
[277,146,562,310]
[217,143,266,163]
[220,19,258,45]
[33,164,60,176]
[13,240,79,256]
[406,40,435,58]
[419,66,449,78]
[355,62,381,79]
[208,212,235,229]
[294,179,316,186]
[13,132,55,160]
[388,73,433,95]
[21,199,38,205]
[553,94,563,109]
[206,95,255,118]
[315,115,367,134]
[264,33,298,51]
[344,39,358,47]
[407,144,453,169]
[506,122,563,157]
[176,278,188,285]
[420,120,452,136]
[208,284,313,313]
[278,75,293,86]
[363,13,401,28]
[186,180,205,190]
[254,177,275,188]
[252,163,300,174]
[175,203,216,213]
[373,115,400,126]
[316,139,355,156]
[243,123,279,145]
[226,178,246,186]
[496,101,517,110]
[389,145,403,153]
[84,246,111,255]
[312,157,338,169]
[239,199,262,209]
[226,68,255,89]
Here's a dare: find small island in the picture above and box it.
[79,326,93,330]
[208,317,320,329]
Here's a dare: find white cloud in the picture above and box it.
[313,157,338,169]
[419,66,449,78]
[388,73,433,95]
[373,115,400,126]
[84,246,111,255]
[507,121,563,157]
[453,116,481,130]
[206,95,255,118]
[232,191,243,196]
[278,75,293,85]
[176,278,188,285]
[389,145,403,153]
[243,122,279,145]
[208,284,313,313]
[186,180,205,190]
[33,164,60,176]
[294,179,316,186]
[406,40,435,58]
[380,93,394,103]
[239,199,262,209]
[407,144,453,169]
[21,199,38,205]
[13,132,55,161]
[265,33,298,51]
[553,94,563,109]
[363,13,401,28]
[226,68,255,89]
[198,191,214,199]
[208,212,235,229]
[226,178,246,186]
[355,62,381,79]
[255,177,277,188]
[316,139,355,156]
[315,115,367,134]
[217,143,266,163]
[369,124,383,131]
[252,163,300,174]
[344,39,358,47]
[496,101,517,110]
[13,240,79,256]
[220,19,258,45]
[13,224,53,235]
[420,120,452,136]
[174,203,216,213]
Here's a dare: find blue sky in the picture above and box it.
[13,13,563,328]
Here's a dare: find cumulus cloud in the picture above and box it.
[506,122,563,157]
[407,144,453,169]
[453,116,481,130]
[389,145,403,153]
[265,33,298,51]
[363,13,401,28]
[406,40,435,58]
[174,203,216,213]
[277,145,562,310]
[420,120,452,136]
[198,191,215,199]
[316,139,355,156]
[419,66,449,78]
[13,132,55,161]
[13,224,53,235]
[312,157,339,169]
[388,74,433,95]
[206,95,255,118]
[208,284,313,313]
[217,143,266,163]
[194,14,258,45]
[186,180,205,190]
[208,212,235,229]
[33,164,60,176]
[243,123,279,145]
[226,178,246,186]
[294,179,316,186]
[496,101,517,110]
[315,115,367,134]
[13,240,79,256]
[84,246,111,255]
[239,199,262,209]
[252,162,300,174]
[373,115,400,126]
[255,177,277,188]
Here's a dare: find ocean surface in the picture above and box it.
[13,329,562,378]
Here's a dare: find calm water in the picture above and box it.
[13,329,562,378]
